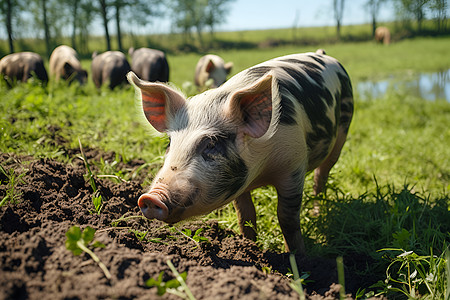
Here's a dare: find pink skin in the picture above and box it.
[130,72,273,225]
[138,186,169,221]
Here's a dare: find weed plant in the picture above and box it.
[65,225,112,279]
[146,260,196,300]
[372,248,450,299]
[0,163,26,207]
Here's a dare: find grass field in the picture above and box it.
[1,35,449,298]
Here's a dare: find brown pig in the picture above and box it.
[129,47,169,82]
[0,52,48,86]
[375,26,391,45]
[91,51,131,89]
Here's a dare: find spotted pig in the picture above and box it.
[128,52,354,254]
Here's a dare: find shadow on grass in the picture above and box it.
[302,181,449,295]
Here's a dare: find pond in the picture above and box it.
[356,69,450,101]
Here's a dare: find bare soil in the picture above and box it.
[0,151,383,300]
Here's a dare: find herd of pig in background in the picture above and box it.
[0,45,233,91]
[1,43,355,255]
[0,26,391,89]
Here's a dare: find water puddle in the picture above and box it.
[357,69,450,101]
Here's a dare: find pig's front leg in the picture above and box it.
[275,172,306,255]
[233,192,257,241]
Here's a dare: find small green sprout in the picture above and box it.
[78,139,103,214]
[288,254,307,300]
[110,214,147,227]
[65,225,112,280]
[183,228,209,243]
[147,270,186,296]
[146,260,196,300]
[336,256,346,300]
[128,228,164,244]
[261,266,272,275]
[176,227,210,249]
[0,163,26,207]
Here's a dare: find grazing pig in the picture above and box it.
[375,26,391,45]
[0,52,48,86]
[91,51,131,89]
[194,54,233,88]
[129,47,169,82]
[128,52,353,254]
[315,49,326,55]
[49,45,88,84]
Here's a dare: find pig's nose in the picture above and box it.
[138,193,169,221]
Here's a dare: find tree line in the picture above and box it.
[0,0,235,55]
[0,0,448,56]
[334,0,448,38]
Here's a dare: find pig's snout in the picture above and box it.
[138,192,169,221]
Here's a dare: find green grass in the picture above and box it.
[1,36,449,298]
[164,36,450,87]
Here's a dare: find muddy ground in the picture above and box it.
[0,151,384,300]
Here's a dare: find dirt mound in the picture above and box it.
[0,153,382,299]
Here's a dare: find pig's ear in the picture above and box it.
[127,72,186,132]
[206,59,215,73]
[224,62,233,74]
[226,73,273,138]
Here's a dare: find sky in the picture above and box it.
[215,0,396,32]
[146,0,394,33]
[137,0,397,35]
[1,0,397,39]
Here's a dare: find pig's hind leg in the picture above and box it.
[313,95,354,199]
[312,127,348,196]
[275,169,307,255]
[233,192,257,241]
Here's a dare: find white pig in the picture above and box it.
[49,45,88,84]
[128,52,354,254]
[194,54,233,88]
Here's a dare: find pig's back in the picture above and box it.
[224,52,351,125]
[222,52,353,171]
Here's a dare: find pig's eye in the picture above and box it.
[200,137,226,161]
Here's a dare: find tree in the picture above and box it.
[111,0,158,52]
[169,0,234,47]
[28,0,66,56]
[0,0,22,53]
[204,0,235,38]
[169,0,206,46]
[429,0,448,32]
[61,0,96,53]
[98,0,112,51]
[366,0,386,36]
[393,0,431,32]
[333,0,345,39]
[114,0,122,51]
[41,0,50,55]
